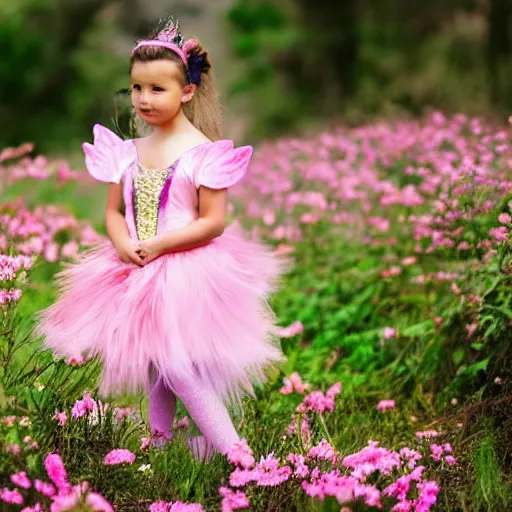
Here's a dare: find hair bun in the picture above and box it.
[184,38,211,85]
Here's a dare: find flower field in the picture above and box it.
[0,112,511,511]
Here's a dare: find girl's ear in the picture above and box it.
[182,83,197,103]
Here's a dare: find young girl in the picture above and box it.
[34,17,289,462]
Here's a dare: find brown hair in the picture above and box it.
[129,45,223,141]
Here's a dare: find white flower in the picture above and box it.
[137,464,151,473]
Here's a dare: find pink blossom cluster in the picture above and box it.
[280,371,311,394]
[377,399,396,411]
[231,114,512,311]
[0,253,33,305]
[103,449,136,465]
[0,199,102,263]
[223,435,448,511]
[295,381,342,414]
[0,453,113,511]
[148,487,250,512]
[149,501,205,511]
[0,141,82,189]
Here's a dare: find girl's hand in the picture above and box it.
[135,237,164,265]
[115,239,145,266]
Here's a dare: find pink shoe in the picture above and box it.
[187,435,216,462]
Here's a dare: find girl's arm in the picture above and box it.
[136,187,227,261]
[106,183,144,265]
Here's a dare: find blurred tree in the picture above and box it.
[226,0,512,139]
[487,0,512,108]
[0,0,121,151]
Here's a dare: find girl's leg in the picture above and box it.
[169,372,240,457]
[148,373,177,447]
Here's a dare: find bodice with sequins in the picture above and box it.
[133,164,172,241]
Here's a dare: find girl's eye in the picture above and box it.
[153,87,164,92]
[131,84,141,91]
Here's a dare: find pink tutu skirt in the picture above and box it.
[34,222,289,409]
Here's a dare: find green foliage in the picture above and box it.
[472,424,511,509]
[0,0,127,153]
[225,2,512,139]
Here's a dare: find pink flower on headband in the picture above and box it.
[183,38,200,54]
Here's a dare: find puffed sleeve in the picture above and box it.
[194,140,254,189]
[82,124,135,183]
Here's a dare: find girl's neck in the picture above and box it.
[150,109,194,141]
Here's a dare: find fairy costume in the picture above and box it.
[34,124,288,414]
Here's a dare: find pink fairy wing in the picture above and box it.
[82,124,135,183]
[194,140,254,189]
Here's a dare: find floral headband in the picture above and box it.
[131,17,210,86]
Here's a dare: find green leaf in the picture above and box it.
[452,347,465,366]
[402,320,434,337]
[464,357,490,376]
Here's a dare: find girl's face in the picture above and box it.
[130,59,195,126]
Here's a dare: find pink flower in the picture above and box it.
[383,327,397,340]
[140,437,152,451]
[494,377,503,385]
[415,480,440,510]
[342,441,400,479]
[174,416,190,429]
[252,453,292,486]
[103,449,136,465]
[169,501,204,511]
[1,415,17,427]
[354,483,382,508]
[219,487,250,512]
[377,399,395,411]
[53,411,67,427]
[114,407,133,421]
[10,471,31,489]
[326,381,342,399]
[401,256,417,266]
[44,242,59,262]
[285,453,310,478]
[71,392,97,419]
[498,212,511,224]
[465,323,477,337]
[392,500,414,511]
[61,241,79,259]
[280,372,311,395]
[1,487,24,504]
[21,503,42,512]
[430,443,444,462]
[399,447,423,469]
[50,488,80,511]
[66,355,84,366]
[415,430,440,440]
[3,443,21,457]
[444,455,457,465]
[227,438,255,469]
[490,226,508,242]
[450,282,461,295]
[229,468,257,487]
[273,244,295,257]
[149,502,170,512]
[274,320,304,338]
[19,417,31,427]
[296,382,341,415]
[44,454,70,492]
[34,479,56,497]
[381,266,402,278]
[308,438,338,464]
[85,492,114,511]
[367,216,390,232]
